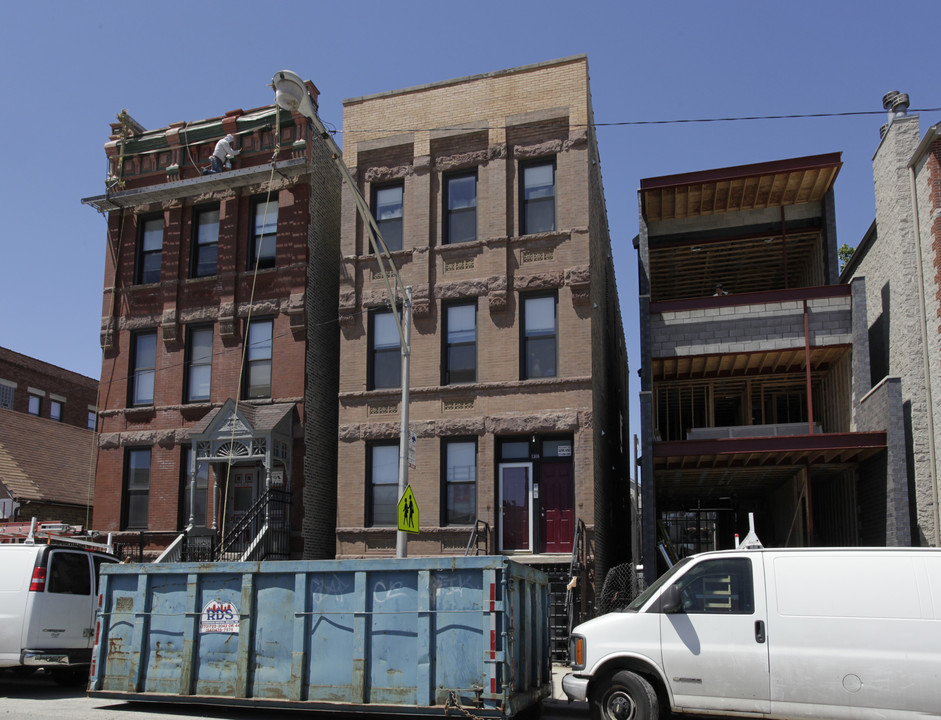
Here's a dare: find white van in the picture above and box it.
[563,547,941,719]
[0,542,118,684]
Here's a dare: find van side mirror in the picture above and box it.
[659,584,683,614]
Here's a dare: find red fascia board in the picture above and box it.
[640,152,843,192]
[653,431,887,458]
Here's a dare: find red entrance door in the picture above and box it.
[539,463,574,553]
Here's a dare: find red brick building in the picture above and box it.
[83,86,341,558]
[0,346,98,429]
[0,346,99,523]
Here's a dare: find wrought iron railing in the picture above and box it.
[464,519,490,556]
[215,487,291,562]
[113,531,180,563]
[565,519,588,635]
[181,527,217,562]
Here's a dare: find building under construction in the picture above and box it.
[635,154,907,576]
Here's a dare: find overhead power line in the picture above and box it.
[337,107,941,135]
[593,107,941,127]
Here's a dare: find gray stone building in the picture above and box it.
[636,154,906,577]
[842,92,941,547]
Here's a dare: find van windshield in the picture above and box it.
[624,557,692,612]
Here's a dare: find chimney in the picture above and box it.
[881,91,910,136]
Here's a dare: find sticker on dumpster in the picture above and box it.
[199,599,239,634]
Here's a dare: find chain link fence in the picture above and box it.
[594,562,640,616]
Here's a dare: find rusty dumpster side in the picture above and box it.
[88,556,550,717]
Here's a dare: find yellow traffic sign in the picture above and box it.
[397,485,419,534]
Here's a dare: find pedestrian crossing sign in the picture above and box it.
[397,485,419,534]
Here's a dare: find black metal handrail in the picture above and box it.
[565,518,587,639]
[464,519,490,556]
[216,487,291,561]
[113,530,180,563]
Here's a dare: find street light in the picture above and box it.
[271,70,413,558]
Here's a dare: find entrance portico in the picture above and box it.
[187,400,295,535]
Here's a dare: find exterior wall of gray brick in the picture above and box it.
[850,277,871,422]
[650,296,852,358]
[913,142,941,546]
[856,377,910,545]
[849,114,940,545]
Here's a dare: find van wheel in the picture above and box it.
[592,670,659,720]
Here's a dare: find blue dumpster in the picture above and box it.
[88,556,550,717]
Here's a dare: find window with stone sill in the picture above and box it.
[191,205,219,278]
[445,172,477,244]
[243,318,272,399]
[250,197,277,270]
[442,438,477,526]
[123,447,151,530]
[521,293,558,379]
[372,182,404,252]
[369,308,401,390]
[520,160,556,235]
[185,325,213,403]
[130,330,157,406]
[443,301,477,384]
[135,215,163,285]
[367,442,399,527]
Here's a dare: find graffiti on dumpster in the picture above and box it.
[199,599,239,634]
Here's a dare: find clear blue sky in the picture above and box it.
[2,0,938,441]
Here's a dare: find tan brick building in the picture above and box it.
[334,56,631,640]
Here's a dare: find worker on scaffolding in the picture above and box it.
[208,134,240,174]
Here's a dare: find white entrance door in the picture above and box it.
[499,463,533,551]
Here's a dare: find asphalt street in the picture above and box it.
[1,669,740,720]
[0,669,595,720]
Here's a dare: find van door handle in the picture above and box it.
[755,620,766,644]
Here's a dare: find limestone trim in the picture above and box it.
[99,396,304,420]
[337,374,592,402]
[338,408,592,443]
